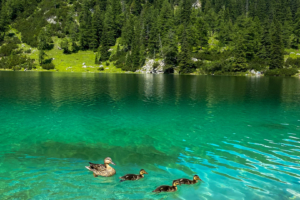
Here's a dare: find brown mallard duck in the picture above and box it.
[175,175,202,185]
[85,157,116,177]
[119,169,148,182]
[153,180,181,193]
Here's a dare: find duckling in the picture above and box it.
[85,157,116,177]
[153,180,181,193]
[119,169,148,182]
[175,175,202,185]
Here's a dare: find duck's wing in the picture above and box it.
[153,185,169,192]
[120,174,137,180]
[176,178,191,184]
[89,162,106,171]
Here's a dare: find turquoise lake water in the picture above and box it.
[0,72,300,199]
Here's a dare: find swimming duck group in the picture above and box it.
[85,157,203,193]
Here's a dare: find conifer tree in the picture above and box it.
[103,3,115,46]
[131,0,142,16]
[100,27,110,61]
[60,38,69,54]
[292,8,300,49]
[270,17,284,69]
[38,29,48,50]
[244,18,256,61]
[180,0,192,24]
[148,9,159,58]
[233,34,247,71]
[178,27,192,74]
[163,30,178,73]
[259,20,272,65]
[159,0,174,38]
[121,15,134,50]
[0,4,7,42]
[90,6,103,51]
[111,0,122,38]
[131,19,142,71]
[38,50,46,65]
[79,0,92,49]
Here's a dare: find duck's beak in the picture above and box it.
[110,161,116,165]
[145,171,148,174]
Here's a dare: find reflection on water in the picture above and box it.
[0,72,300,199]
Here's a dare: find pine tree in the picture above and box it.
[233,34,247,72]
[178,27,192,74]
[244,18,256,61]
[79,0,92,49]
[159,0,174,38]
[100,27,110,61]
[103,3,115,46]
[131,19,142,71]
[217,19,232,46]
[38,50,46,65]
[38,29,48,50]
[0,1,8,42]
[121,14,134,50]
[163,30,178,73]
[181,0,192,24]
[270,17,284,69]
[60,38,69,54]
[259,19,272,65]
[293,8,300,49]
[131,0,142,16]
[148,9,159,58]
[90,6,103,51]
[111,0,122,38]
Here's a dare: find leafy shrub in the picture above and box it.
[0,43,19,56]
[248,62,265,71]
[24,49,32,53]
[0,54,28,69]
[285,57,300,68]
[153,62,159,68]
[41,63,55,70]
[265,68,298,76]
[194,60,204,68]
[12,66,21,71]
[194,49,232,61]
[98,67,104,71]
[106,62,109,66]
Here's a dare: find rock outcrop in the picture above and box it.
[137,59,165,74]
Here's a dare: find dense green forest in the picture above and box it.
[0,0,300,75]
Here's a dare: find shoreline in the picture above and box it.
[1,68,300,77]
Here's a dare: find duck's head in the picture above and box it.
[193,175,202,181]
[172,180,180,186]
[139,169,148,175]
[104,157,116,165]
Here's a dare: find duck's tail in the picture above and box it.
[85,166,92,171]
[119,176,126,182]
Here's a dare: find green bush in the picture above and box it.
[285,57,300,68]
[98,67,104,71]
[153,62,159,68]
[0,54,28,69]
[12,66,21,71]
[41,63,55,70]
[0,43,19,56]
[265,68,298,76]
[24,49,32,53]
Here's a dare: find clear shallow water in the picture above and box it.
[0,72,300,200]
